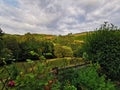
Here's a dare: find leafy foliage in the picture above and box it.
[82,22,120,81]
[4,36,21,60]
[39,40,54,59]
[63,83,77,90]
[0,48,14,65]
[77,65,115,90]
[14,61,51,90]
[19,37,40,60]
[58,64,115,90]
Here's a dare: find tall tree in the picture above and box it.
[0,28,4,52]
[4,36,21,61]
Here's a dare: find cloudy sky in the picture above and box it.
[0,0,120,35]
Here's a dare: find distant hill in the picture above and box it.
[3,32,88,41]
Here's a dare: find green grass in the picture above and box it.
[0,58,84,79]
[46,57,83,68]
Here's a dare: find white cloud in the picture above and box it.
[0,0,120,35]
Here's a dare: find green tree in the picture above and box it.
[82,22,120,81]
[19,38,40,61]
[4,36,21,61]
[0,28,4,36]
[0,28,4,51]
[0,28,5,65]
[39,40,54,58]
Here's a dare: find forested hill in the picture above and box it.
[0,32,87,64]
[3,32,87,43]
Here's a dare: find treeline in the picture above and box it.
[0,30,84,65]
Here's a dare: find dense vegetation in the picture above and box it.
[0,30,85,65]
[0,23,120,89]
[58,64,115,90]
[82,22,120,81]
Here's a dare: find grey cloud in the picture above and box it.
[0,0,120,35]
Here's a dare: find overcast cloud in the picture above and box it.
[0,0,120,35]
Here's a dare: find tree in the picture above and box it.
[0,48,14,65]
[19,37,40,61]
[0,28,14,65]
[0,28,4,36]
[38,40,54,59]
[0,28,4,49]
[4,36,21,61]
[82,22,120,81]
[0,28,5,65]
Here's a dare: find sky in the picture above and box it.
[0,0,120,35]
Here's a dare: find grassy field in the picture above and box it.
[0,57,84,79]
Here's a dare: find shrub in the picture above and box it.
[44,53,53,59]
[82,22,120,81]
[76,64,115,90]
[0,48,14,65]
[63,83,77,90]
[14,61,52,90]
[51,81,61,90]
[58,64,115,90]
[54,45,73,58]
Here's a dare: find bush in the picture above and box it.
[58,64,115,90]
[44,53,53,59]
[63,83,77,90]
[82,22,120,81]
[14,61,51,90]
[0,48,14,65]
[54,45,73,58]
[76,64,115,90]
